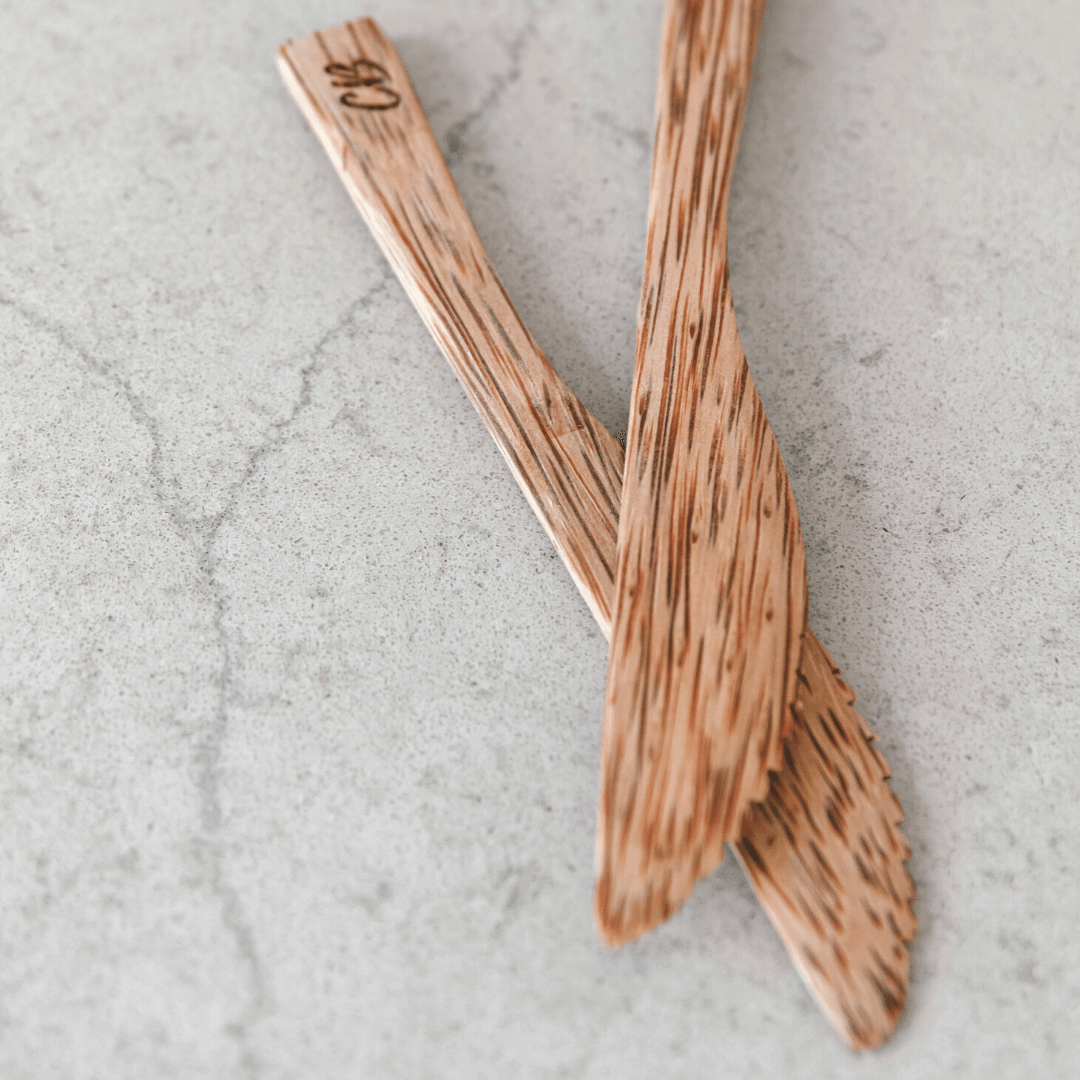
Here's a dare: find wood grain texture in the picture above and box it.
[597,0,808,945]
[735,631,917,1050]
[279,20,624,633]
[279,17,914,1049]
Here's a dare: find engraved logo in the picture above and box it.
[324,59,400,110]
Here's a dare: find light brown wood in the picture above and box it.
[735,631,917,1050]
[279,17,915,1049]
[278,20,624,634]
[597,0,807,945]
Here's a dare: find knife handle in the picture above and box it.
[279,19,624,630]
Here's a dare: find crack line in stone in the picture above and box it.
[1,273,393,1078]
[443,10,539,166]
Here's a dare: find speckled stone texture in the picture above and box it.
[1,1,1077,1077]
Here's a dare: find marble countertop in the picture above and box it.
[2,1,1077,1076]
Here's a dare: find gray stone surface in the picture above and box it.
[1,0,1078,1076]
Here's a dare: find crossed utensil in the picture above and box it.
[279,7,916,1051]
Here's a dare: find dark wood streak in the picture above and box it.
[280,16,914,1050]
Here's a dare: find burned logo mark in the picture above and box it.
[325,59,400,110]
